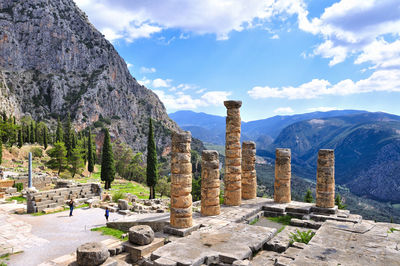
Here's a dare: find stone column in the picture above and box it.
[170,131,193,228]
[274,148,291,203]
[316,149,335,208]
[201,150,220,216]
[224,100,242,206]
[28,152,33,188]
[242,141,257,199]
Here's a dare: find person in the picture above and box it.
[69,198,75,217]
[105,207,109,222]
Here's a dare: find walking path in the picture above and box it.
[0,206,125,266]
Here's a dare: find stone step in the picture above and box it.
[35,200,55,207]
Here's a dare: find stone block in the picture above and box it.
[123,238,164,262]
[76,242,109,266]
[118,199,129,210]
[129,225,155,245]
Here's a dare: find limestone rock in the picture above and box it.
[129,225,155,245]
[76,242,109,266]
[118,199,129,210]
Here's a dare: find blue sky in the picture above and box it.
[75,0,400,121]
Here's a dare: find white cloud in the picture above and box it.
[248,69,400,99]
[152,78,172,88]
[126,62,133,68]
[177,84,198,91]
[140,67,156,73]
[355,39,400,69]
[274,107,294,114]
[74,0,309,42]
[153,90,231,110]
[300,0,400,67]
[270,34,280,40]
[137,77,151,86]
[307,107,339,112]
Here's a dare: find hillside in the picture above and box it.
[169,109,366,148]
[264,112,400,202]
[0,0,178,153]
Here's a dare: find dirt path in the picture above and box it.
[8,208,125,266]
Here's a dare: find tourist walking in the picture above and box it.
[105,207,109,222]
[69,198,75,217]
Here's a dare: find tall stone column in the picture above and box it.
[316,149,335,208]
[201,150,220,216]
[224,100,242,206]
[28,152,33,188]
[242,141,257,199]
[274,148,291,203]
[170,131,193,228]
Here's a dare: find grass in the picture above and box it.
[277,226,286,233]
[91,226,128,241]
[289,229,315,245]
[249,217,259,225]
[5,196,26,203]
[388,227,400,233]
[110,181,149,199]
[267,215,293,225]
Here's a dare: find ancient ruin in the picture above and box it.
[170,131,193,228]
[201,150,220,216]
[242,141,257,199]
[224,100,242,206]
[316,149,335,208]
[274,148,291,203]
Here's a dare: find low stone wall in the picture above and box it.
[12,173,55,191]
[27,183,102,213]
[0,179,15,188]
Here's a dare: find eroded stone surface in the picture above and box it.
[151,223,276,265]
[201,150,220,216]
[224,100,242,206]
[241,141,257,200]
[274,149,291,203]
[170,131,193,228]
[129,225,155,245]
[76,242,109,266]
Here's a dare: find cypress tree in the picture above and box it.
[43,126,48,150]
[304,189,314,203]
[146,118,158,199]
[18,129,23,148]
[100,129,115,189]
[87,128,94,174]
[30,121,35,143]
[56,117,63,143]
[35,122,39,143]
[0,137,2,165]
[64,113,72,158]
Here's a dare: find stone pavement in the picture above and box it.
[0,203,48,257]
[7,207,126,266]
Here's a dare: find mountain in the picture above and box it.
[0,0,178,153]
[264,112,400,203]
[169,109,366,147]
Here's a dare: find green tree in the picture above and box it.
[64,113,72,158]
[56,117,63,143]
[43,126,48,149]
[101,129,115,189]
[146,119,158,199]
[0,137,2,165]
[192,177,201,201]
[127,153,146,183]
[30,121,35,144]
[304,189,314,203]
[155,176,170,198]
[47,141,67,174]
[69,147,84,178]
[18,129,23,148]
[335,194,346,209]
[87,128,94,174]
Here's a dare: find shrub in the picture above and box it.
[112,191,124,203]
[289,229,315,245]
[13,183,23,192]
[30,147,43,158]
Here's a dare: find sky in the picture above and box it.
[74,0,400,121]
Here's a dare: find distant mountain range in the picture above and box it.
[170,110,400,203]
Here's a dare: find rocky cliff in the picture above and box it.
[0,0,179,152]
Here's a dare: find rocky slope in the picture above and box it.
[0,0,179,152]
